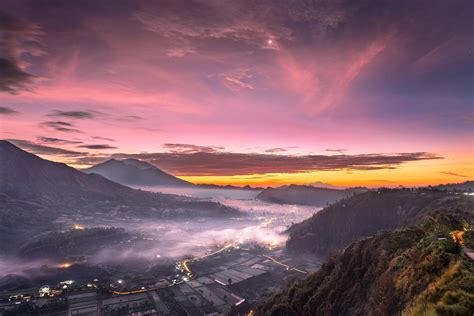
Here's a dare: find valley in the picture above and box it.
[0,142,472,315]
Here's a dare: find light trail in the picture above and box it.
[114,244,307,297]
[115,216,305,296]
[181,259,192,274]
[178,242,235,276]
[113,289,147,295]
[112,281,178,295]
[195,243,235,260]
[262,255,307,274]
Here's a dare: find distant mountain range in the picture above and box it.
[0,140,237,216]
[435,180,474,192]
[83,158,193,187]
[83,158,264,191]
[256,185,367,207]
[0,141,239,252]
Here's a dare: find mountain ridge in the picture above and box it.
[257,208,474,315]
[256,184,367,207]
[286,188,472,256]
[0,140,238,218]
[83,158,193,187]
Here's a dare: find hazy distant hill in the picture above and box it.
[258,208,474,315]
[256,185,367,207]
[196,183,264,191]
[286,188,472,256]
[435,180,474,192]
[83,158,193,187]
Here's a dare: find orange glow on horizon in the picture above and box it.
[26,150,474,188]
[180,158,474,188]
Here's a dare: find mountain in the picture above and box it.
[196,183,264,191]
[121,158,156,170]
[0,140,238,218]
[256,185,367,207]
[83,158,266,191]
[0,193,53,253]
[1,142,139,204]
[286,188,472,256]
[435,180,474,192]
[83,158,192,187]
[0,140,239,253]
[257,208,474,315]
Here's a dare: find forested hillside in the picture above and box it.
[286,189,472,256]
[258,208,474,315]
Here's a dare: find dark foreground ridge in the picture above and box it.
[257,208,474,315]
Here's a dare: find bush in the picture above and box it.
[463,231,474,249]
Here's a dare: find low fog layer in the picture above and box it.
[107,198,319,260]
[136,186,261,199]
[0,187,320,278]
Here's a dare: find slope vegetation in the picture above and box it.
[286,188,471,256]
[258,208,474,315]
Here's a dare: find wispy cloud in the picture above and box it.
[0,11,43,94]
[0,106,19,115]
[162,143,224,154]
[92,136,115,142]
[37,136,82,145]
[265,147,297,153]
[133,2,287,54]
[76,147,442,176]
[39,121,82,133]
[6,139,84,156]
[77,144,117,150]
[325,149,347,154]
[117,115,144,122]
[47,110,97,120]
[440,171,469,178]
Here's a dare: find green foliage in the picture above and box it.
[286,189,472,256]
[257,208,474,316]
[464,231,474,249]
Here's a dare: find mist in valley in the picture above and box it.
[0,186,320,288]
[135,185,261,200]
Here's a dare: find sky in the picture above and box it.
[0,0,473,187]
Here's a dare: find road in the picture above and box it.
[262,255,308,274]
[179,242,236,275]
[114,242,309,296]
[114,243,235,295]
